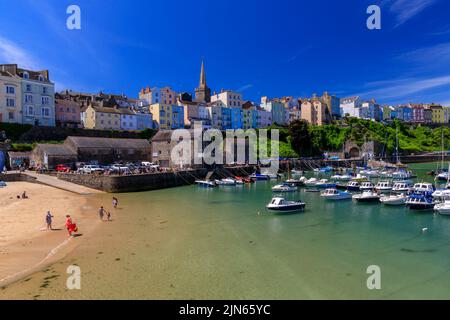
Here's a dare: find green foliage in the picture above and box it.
[0,123,33,141]
[284,118,450,158]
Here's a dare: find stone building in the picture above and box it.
[31,136,151,169]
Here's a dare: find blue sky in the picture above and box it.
[1,0,450,105]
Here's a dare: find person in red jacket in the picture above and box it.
[65,215,78,236]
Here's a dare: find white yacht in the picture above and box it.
[215,178,236,186]
[413,183,435,194]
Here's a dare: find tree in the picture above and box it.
[288,120,312,157]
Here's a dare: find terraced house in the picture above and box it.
[0,64,55,126]
[0,69,21,123]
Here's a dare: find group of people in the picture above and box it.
[45,197,119,237]
[45,211,77,236]
[98,197,119,221]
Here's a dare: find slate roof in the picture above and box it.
[66,136,150,149]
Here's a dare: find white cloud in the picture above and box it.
[355,75,450,101]
[236,84,254,92]
[0,36,39,69]
[383,0,437,27]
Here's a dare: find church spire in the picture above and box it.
[195,59,211,103]
[199,60,206,88]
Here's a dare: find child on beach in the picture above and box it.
[106,210,112,221]
[99,206,105,220]
[112,197,118,208]
[46,211,54,230]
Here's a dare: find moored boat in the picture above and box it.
[352,191,380,203]
[392,181,412,193]
[266,197,305,213]
[250,173,270,181]
[346,181,361,192]
[304,177,318,187]
[195,180,217,188]
[375,181,392,193]
[272,183,298,193]
[406,193,435,211]
[434,201,450,215]
[360,181,375,191]
[379,194,407,206]
[320,188,352,200]
[315,179,336,189]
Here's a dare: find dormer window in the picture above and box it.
[38,75,44,82]
[23,72,29,79]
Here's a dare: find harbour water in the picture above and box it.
[2,163,449,299]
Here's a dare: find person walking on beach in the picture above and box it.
[99,206,105,221]
[65,215,78,237]
[106,210,112,221]
[46,211,54,230]
[112,197,118,209]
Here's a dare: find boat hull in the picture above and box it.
[266,204,305,212]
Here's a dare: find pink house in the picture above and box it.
[55,93,82,128]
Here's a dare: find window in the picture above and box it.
[23,72,29,79]
[38,75,44,81]
[8,112,14,120]
[26,106,34,116]
[6,98,15,107]
[42,96,50,105]
[43,87,48,94]
[6,86,15,94]
[25,94,33,103]
[41,107,51,117]
[26,84,32,92]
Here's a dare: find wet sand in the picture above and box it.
[0,182,103,289]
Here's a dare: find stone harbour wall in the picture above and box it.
[57,166,256,193]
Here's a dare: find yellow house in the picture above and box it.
[430,105,445,123]
[149,103,172,130]
[83,104,122,130]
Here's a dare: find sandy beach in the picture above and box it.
[0,182,102,288]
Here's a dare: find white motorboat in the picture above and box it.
[375,181,392,192]
[379,194,407,206]
[304,177,318,187]
[360,181,375,191]
[434,200,450,215]
[413,183,435,194]
[195,180,217,188]
[266,197,305,213]
[346,181,361,191]
[285,178,305,186]
[435,171,450,182]
[353,191,380,203]
[331,174,352,181]
[315,179,336,188]
[392,181,412,193]
[320,188,352,200]
[272,183,298,192]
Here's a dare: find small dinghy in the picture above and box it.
[195,180,217,188]
[379,194,407,206]
[272,183,298,193]
[352,191,380,203]
[266,197,305,213]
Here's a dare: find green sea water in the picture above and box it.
[5,163,448,299]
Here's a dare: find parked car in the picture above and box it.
[79,165,104,174]
[110,165,131,175]
[55,164,71,172]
